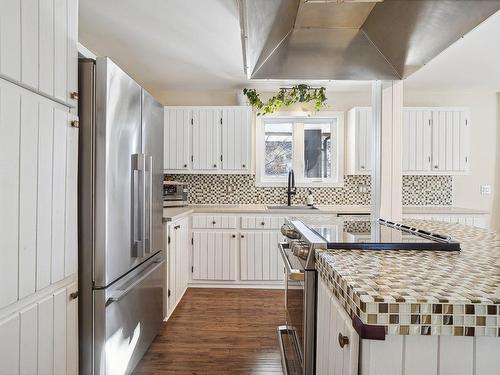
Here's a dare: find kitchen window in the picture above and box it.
[256,112,344,187]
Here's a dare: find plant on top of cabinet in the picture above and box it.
[243,85,327,115]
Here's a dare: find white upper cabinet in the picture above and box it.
[345,107,371,175]
[0,0,79,107]
[221,107,251,171]
[402,108,432,173]
[164,107,191,171]
[403,107,470,174]
[192,108,220,170]
[163,106,252,174]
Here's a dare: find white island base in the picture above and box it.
[316,278,500,375]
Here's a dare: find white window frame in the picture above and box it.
[255,111,344,187]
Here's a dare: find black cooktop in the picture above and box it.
[307,218,461,251]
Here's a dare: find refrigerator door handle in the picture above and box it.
[132,153,145,258]
[145,155,153,254]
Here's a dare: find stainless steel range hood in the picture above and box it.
[239,0,500,80]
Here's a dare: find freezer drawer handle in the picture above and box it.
[105,260,163,306]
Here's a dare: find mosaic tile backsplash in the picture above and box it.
[165,174,452,206]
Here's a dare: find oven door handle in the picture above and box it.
[279,242,305,281]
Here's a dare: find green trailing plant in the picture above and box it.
[243,84,327,115]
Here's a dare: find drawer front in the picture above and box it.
[241,216,286,230]
[192,215,237,229]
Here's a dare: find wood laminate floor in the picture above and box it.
[133,288,286,375]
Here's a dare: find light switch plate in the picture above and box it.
[480,185,492,195]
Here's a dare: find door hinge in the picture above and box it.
[191,266,194,273]
[191,118,194,125]
[167,235,171,244]
[191,237,194,245]
[167,289,171,297]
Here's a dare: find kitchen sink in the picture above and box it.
[267,205,318,210]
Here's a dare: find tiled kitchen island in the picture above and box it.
[315,220,500,375]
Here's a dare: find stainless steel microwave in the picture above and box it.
[163,181,189,207]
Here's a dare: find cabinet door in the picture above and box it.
[21,0,39,89]
[402,109,432,172]
[54,0,68,102]
[0,314,20,375]
[240,231,284,281]
[0,0,21,82]
[164,108,190,171]
[66,284,79,375]
[192,108,220,170]
[221,107,251,171]
[192,231,237,280]
[66,0,79,106]
[355,107,371,173]
[39,0,55,96]
[0,83,21,308]
[431,109,469,172]
[65,114,79,277]
[174,217,189,299]
[167,224,177,311]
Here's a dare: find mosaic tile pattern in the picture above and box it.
[316,220,500,337]
[402,175,452,206]
[165,174,452,206]
[166,174,371,205]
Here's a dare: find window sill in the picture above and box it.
[255,180,345,188]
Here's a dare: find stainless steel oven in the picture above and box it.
[278,220,326,375]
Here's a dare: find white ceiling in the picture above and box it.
[79,1,500,98]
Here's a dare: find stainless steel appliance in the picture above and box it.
[78,57,165,375]
[277,217,460,374]
[163,181,189,207]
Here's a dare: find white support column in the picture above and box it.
[371,80,403,221]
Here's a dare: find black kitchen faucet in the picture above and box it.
[287,169,296,206]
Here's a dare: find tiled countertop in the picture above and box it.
[316,220,500,337]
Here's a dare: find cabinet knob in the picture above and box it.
[241,235,245,238]
[338,333,349,348]
[183,164,187,168]
[213,164,217,168]
[212,220,216,225]
[174,225,180,230]
[69,291,79,300]
[232,234,236,238]
[360,165,365,169]
[71,120,79,128]
[70,91,79,100]
[434,165,439,169]
[261,222,265,226]
[242,164,246,168]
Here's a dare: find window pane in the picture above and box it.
[303,122,333,179]
[264,123,293,177]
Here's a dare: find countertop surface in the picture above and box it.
[316,220,500,337]
[163,204,489,222]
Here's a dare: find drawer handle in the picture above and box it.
[212,220,216,225]
[70,91,79,100]
[69,291,79,300]
[338,333,349,348]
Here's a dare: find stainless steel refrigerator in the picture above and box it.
[78,57,165,375]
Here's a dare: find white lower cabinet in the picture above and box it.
[192,231,237,281]
[240,231,284,281]
[166,217,190,316]
[316,277,359,375]
[0,282,78,375]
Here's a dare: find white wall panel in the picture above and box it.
[0,84,21,308]
[0,314,20,375]
[19,94,39,298]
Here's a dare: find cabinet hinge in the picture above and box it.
[466,119,468,126]
[220,155,223,162]
[220,117,223,125]
[191,118,194,125]
[167,235,171,244]
[428,156,431,163]
[191,266,194,273]
[191,237,194,245]
[465,156,468,163]
[191,155,194,162]
[167,289,171,297]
